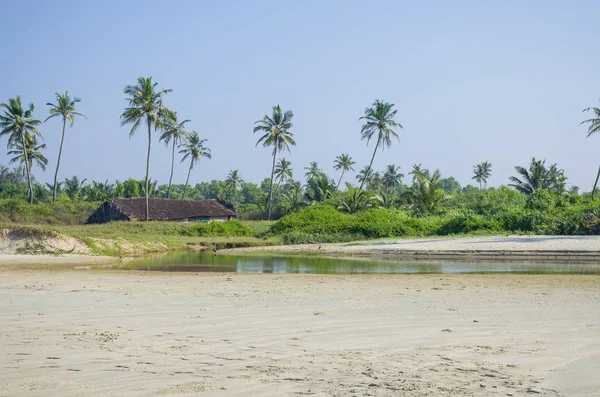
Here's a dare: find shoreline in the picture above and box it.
[222,235,600,261]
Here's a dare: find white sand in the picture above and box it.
[1,265,599,396]
[224,236,600,260]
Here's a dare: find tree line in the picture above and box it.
[1,76,600,222]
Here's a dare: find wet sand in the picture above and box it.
[1,265,599,396]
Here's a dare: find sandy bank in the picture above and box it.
[0,268,599,396]
[223,235,600,261]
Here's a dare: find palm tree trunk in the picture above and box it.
[52,117,67,202]
[337,170,345,190]
[20,131,33,204]
[360,135,381,190]
[592,165,600,200]
[267,147,278,220]
[182,160,193,200]
[167,138,176,199]
[145,120,151,221]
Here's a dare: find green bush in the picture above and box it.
[437,213,502,235]
[185,220,257,237]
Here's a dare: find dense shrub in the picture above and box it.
[185,220,257,237]
[437,213,502,235]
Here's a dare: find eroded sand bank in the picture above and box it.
[1,265,599,396]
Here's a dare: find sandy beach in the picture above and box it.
[1,259,599,396]
[223,236,600,261]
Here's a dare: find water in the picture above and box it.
[120,252,600,275]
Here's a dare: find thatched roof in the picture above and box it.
[105,198,236,221]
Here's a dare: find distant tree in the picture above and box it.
[382,164,404,194]
[8,134,48,174]
[274,158,293,185]
[253,105,295,220]
[409,163,428,183]
[472,164,483,189]
[509,158,564,195]
[438,176,461,194]
[120,76,172,220]
[333,153,356,189]
[179,131,211,200]
[225,169,243,202]
[45,92,87,201]
[305,173,336,203]
[356,166,376,189]
[338,183,372,214]
[63,176,87,200]
[406,169,447,215]
[304,161,322,181]
[580,103,600,199]
[160,110,190,199]
[359,100,403,189]
[282,181,306,213]
[0,96,42,204]
[473,161,492,189]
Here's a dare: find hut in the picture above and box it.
[86,198,237,224]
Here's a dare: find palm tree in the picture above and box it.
[274,158,293,185]
[409,163,427,183]
[356,166,376,189]
[406,169,447,215]
[338,183,372,214]
[45,92,87,201]
[305,173,336,203]
[253,105,295,220]
[359,99,403,189]
[304,161,322,181]
[8,134,48,175]
[509,158,563,195]
[225,169,243,202]
[160,110,190,199]
[0,96,42,204]
[382,164,404,194]
[580,103,600,198]
[120,76,172,221]
[282,181,306,213]
[481,161,492,188]
[333,153,356,189]
[63,175,87,200]
[179,131,211,200]
[472,164,484,189]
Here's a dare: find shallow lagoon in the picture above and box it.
[121,251,600,274]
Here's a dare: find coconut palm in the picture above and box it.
[406,169,447,215]
[8,134,48,175]
[282,181,306,213]
[359,100,403,189]
[45,92,87,201]
[225,169,243,202]
[356,166,376,189]
[509,158,563,195]
[274,158,293,185]
[409,164,428,184]
[338,183,372,214]
[382,164,404,194]
[160,110,190,199]
[305,173,336,203]
[481,161,492,188]
[120,76,172,220]
[0,96,42,204]
[63,176,87,200]
[333,153,356,189]
[580,103,600,198]
[253,105,295,220]
[304,161,322,181]
[179,131,211,200]
[472,164,484,189]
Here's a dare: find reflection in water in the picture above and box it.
[122,252,600,275]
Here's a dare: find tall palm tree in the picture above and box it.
[8,134,48,174]
[333,153,356,189]
[359,99,403,189]
[382,164,404,194]
[45,92,87,201]
[253,105,295,220]
[0,96,42,204]
[160,110,190,199]
[304,161,322,181]
[409,163,427,184]
[580,103,600,198]
[274,158,293,185]
[472,164,484,189]
[479,161,492,189]
[225,169,243,202]
[179,131,211,200]
[509,158,562,195]
[120,76,172,221]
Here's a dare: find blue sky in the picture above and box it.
[1,0,599,190]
